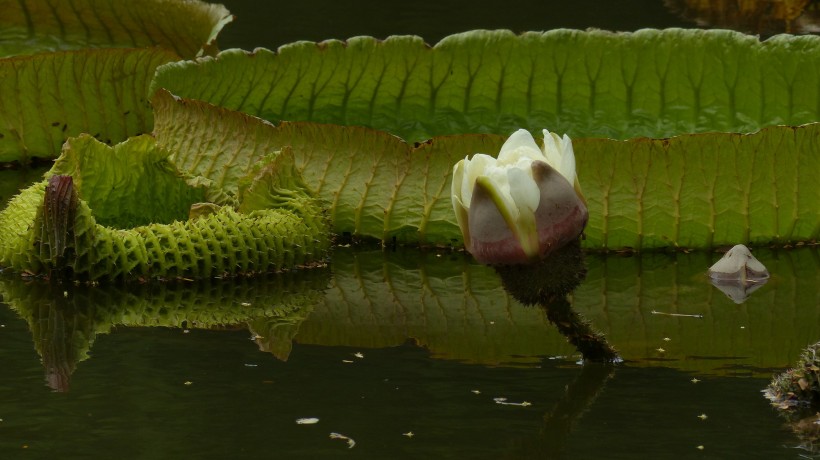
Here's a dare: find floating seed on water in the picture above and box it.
[329,432,356,449]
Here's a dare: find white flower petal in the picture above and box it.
[461,154,496,207]
[541,131,562,169]
[506,166,539,216]
[498,129,542,164]
[450,127,587,264]
[483,166,518,221]
[558,134,577,184]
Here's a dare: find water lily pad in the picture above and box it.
[152,29,820,143]
[152,90,819,250]
[0,134,331,280]
[0,47,177,164]
[0,0,232,58]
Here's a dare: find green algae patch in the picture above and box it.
[0,135,331,281]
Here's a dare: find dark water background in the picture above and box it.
[2,0,819,458]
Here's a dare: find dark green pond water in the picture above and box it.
[3,1,820,458]
[1,245,818,459]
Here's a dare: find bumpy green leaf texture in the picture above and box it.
[0,47,177,163]
[0,0,232,58]
[152,29,820,142]
[0,135,331,280]
[153,91,819,250]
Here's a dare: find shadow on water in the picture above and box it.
[494,240,620,363]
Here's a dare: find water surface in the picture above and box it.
[2,1,819,458]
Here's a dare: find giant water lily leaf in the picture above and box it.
[575,128,820,249]
[0,47,177,164]
[153,90,487,245]
[152,90,819,249]
[0,0,232,58]
[0,134,331,279]
[152,29,820,143]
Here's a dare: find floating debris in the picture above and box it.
[329,432,356,449]
[240,302,252,307]
[184,381,193,386]
[656,348,666,353]
[765,341,820,413]
[403,432,415,438]
[244,364,258,367]
[707,244,769,304]
[663,337,671,342]
[708,244,769,283]
[471,390,481,395]
[691,378,701,384]
[494,397,532,407]
[697,445,704,450]
[651,310,704,319]
[353,352,364,359]
[698,414,708,420]
[296,418,319,425]
[342,360,354,364]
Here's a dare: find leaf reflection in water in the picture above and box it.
[0,270,328,391]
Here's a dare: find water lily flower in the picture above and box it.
[451,129,588,265]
